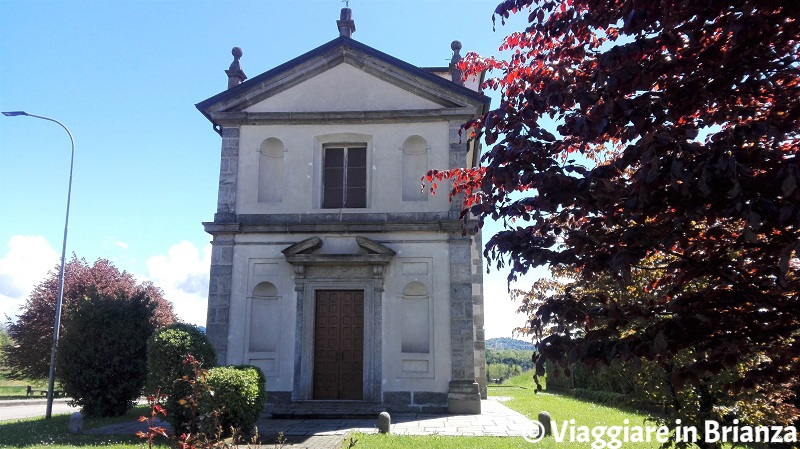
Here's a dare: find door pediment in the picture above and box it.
[282,236,395,266]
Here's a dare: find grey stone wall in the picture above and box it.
[206,233,234,364]
[446,119,481,414]
[448,235,476,381]
[383,391,448,414]
[215,127,239,222]
[205,126,240,363]
[472,230,487,399]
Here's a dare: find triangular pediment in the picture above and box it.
[281,237,323,256]
[244,63,441,113]
[196,36,490,125]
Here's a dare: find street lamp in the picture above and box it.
[2,111,75,419]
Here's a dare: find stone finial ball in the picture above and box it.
[232,47,243,58]
[451,40,463,51]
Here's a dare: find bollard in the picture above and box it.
[68,412,83,434]
[378,411,391,434]
[537,411,552,437]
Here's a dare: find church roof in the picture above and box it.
[196,35,490,129]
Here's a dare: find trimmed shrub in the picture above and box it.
[146,323,217,393]
[146,323,216,432]
[200,365,267,437]
[57,289,156,417]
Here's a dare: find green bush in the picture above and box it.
[146,323,217,393]
[572,388,628,407]
[146,323,216,432]
[56,290,156,417]
[200,365,266,437]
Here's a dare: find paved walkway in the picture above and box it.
[87,397,537,449]
[259,397,536,437]
[0,398,79,421]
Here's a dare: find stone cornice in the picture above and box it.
[284,253,394,266]
[203,212,477,235]
[207,108,479,126]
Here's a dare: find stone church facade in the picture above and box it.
[196,10,489,414]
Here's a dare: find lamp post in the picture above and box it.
[2,111,75,419]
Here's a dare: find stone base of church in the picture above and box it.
[267,391,293,405]
[382,391,448,413]
[446,380,482,414]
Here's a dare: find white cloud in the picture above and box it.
[0,237,213,327]
[144,241,211,327]
[0,235,59,321]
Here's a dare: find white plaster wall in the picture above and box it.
[380,236,452,393]
[226,239,297,392]
[244,64,441,113]
[236,122,452,214]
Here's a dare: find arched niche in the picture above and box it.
[253,281,278,297]
[401,135,428,201]
[402,281,428,297]
[248,281,280,353]
[258,138,285,203]
[401,281,430,354]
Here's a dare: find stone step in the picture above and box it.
[265,401,387,420]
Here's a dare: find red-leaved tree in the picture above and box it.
[429,0,800,433]
[3,256,177,380]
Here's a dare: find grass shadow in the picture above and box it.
[0,405,163,448]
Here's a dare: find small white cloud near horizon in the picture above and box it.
[103,236,129,250]
[0,235,60,321]
[144,241,211,327]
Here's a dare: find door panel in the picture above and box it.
[313,292,340,400]
[313,290,364,400]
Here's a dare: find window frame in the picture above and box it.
[321,143,368,209]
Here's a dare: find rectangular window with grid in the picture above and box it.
[322,145,367,208]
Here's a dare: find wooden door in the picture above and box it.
[313,290,364,400]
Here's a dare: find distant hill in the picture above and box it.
[486,337,535,351]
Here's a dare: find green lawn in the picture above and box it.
[0,369,48,400]
[0,405,167,449]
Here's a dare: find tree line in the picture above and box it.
[485,348,533,383]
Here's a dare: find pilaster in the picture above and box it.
[205,233,235,364]
[448,120,468,217]
[447,234,481,414]
[472,230,487,399]
[215,127,239,222]
[446,119,481,414]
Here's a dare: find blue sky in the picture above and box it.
[0,0,544,337]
